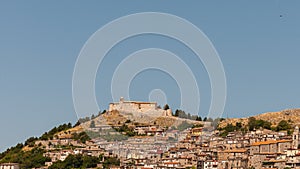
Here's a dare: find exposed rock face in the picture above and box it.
[218,109,300,128]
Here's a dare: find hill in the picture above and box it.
[79,109,204,130]
[218,108,300,129]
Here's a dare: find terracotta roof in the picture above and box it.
[164,162,180,165]
[264,159,286,163]
[221,149,247,153]
[251,140,291,146]
[254,152,280,155]
[110,101,157,104]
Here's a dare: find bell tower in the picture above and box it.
[292,126,299,149]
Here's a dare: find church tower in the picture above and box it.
[292,126,299,149]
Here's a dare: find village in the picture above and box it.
[27,124,300,169]
[2,99,300,169]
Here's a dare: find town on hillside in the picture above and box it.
[1,99,300,169]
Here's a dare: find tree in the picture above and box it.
[101,110,107,114]
[203,117,207,121]
[73,120,81,127]
[49,154,100,169]
[236,122,242,129]
[90,120,96,128]
[276,120,291,131]
[103,157,120,169]
[187,113,191,119]
[196,116,202,121]
[25,137,38,147]
[248,117,256,131]
[174,109,179,117]
[67,122,72,128]
[177,121,193,131]
[163,104,170,110]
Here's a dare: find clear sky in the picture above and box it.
[1,1,300,152]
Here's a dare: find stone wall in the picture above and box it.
[109,102,157,113]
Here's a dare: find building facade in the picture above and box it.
[0,163,19,169]
[109,97,157,113]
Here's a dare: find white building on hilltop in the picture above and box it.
[109,97,157,112]
[108,97,172,116]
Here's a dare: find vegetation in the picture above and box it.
[0,145,50,169]
[102,156,120,169]
[163,104,170,110]
[173,109,202,121]
[49,153,120,169]
[90,120,96,128]
[248,117,271,131]
[83,129,128,142]
[218,117,272,137]
[49,154,100,169]
[211,118,225,128]
[72,132,91,143]
[177,121,193,131]
[114,124,136,137]
[218,117,294,137]
[40,123,72,140]
[275,120,292,131]
[24,137,38,147]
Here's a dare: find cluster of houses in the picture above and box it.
[2,123,300,169]
[16,123,297,169]
[3,99,300,169]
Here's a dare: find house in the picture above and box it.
[0,163,20,169]
[249,140,292,168]
[197,160,218,169]
[218,149,248,169]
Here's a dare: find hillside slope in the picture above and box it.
[219,109,300,128]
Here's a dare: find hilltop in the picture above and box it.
[81,109,204,128]
[218,108,300,129]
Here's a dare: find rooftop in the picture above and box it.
[251,140,291,146]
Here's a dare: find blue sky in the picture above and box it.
[1,1,300,152]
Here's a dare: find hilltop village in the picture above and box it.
[1,99,300,169]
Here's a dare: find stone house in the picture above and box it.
[249,140,292,168]
[218,149,248,169]
[0,163,19,169]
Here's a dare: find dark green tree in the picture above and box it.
[248,117,256,131]
[163,104,170,110]
[276,120,291,131]
[196,116,202,121]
